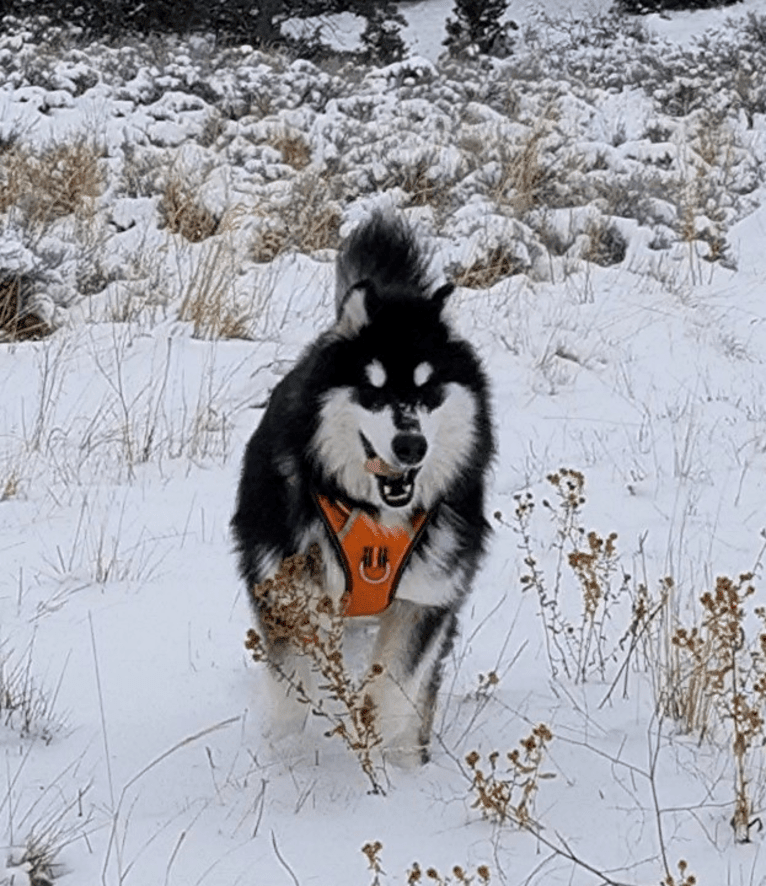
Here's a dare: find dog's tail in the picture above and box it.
[335,211,433,318]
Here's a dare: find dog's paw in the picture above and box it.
[382,741,429,770]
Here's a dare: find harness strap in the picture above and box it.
[314,493,429,617]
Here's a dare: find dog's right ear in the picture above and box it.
[336,281,378,338]
[431,282,455,312]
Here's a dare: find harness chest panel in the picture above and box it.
[314,493,429,617]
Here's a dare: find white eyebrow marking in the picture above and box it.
[366,360,387,388]
[414,361,433,386]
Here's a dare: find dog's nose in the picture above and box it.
[392,432,427,465]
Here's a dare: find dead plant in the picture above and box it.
[362,842,491,886]
[0,137,104,225]
[245,545,385,793]
[465,723,554,827]
[661,859,697,886]
[663,564,766,842]
[0,640,63,743]
[158,176,219,242]
[513,469,630,682]
[407,862,492,885]
[454,245,523,289]
[493,127,555,215]
[251,171,341,261]
[178,236,251,339]
[383,153,449,209]
[583,220,627,266]
[1,467,21,501]
[270,128,312,169]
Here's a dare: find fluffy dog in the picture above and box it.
[232,211,493,763]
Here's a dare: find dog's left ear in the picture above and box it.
[431,282,455,312]
[336,281,378,338]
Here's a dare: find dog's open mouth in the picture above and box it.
[361,436,419,508]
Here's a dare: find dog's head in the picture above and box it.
[312,282,489,515]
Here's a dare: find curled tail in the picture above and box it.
[335,211,433,318]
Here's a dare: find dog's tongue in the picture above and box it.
[364,457,404,479]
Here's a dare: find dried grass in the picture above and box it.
[383,152,451,209]
[158,176,220,242]
[0,137,104,225]
[178,235,251,340]
[252,172,341,261]
[493,126,556,215]
[1,468,21,501]
[269,128,312,170]
[454,245,523,289]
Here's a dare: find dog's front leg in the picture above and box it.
[367,599,457,766]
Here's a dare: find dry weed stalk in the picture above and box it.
[0,640,63,743]
[513,469,628,682]
[493,125,554,215]
[178,236,250,339]
[600,568,673,709]
[245,545,385,793]
[362,840,385,886]
[663,565,766,842]
[1,468,21,501]
[677,120,733,277]
[465,724,554,827]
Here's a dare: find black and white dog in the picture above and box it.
[232,212,493,764]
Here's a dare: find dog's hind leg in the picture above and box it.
[367,599,458,766]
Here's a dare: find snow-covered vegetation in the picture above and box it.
[2,1,766,883]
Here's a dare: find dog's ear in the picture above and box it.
[431,282,455,312]
[336,281,379,338]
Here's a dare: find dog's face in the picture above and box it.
[313,285,483,514]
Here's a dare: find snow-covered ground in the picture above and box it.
[2,1,766,883]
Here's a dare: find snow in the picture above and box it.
[1,0,766,883]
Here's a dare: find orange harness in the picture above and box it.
[314,493,429,617]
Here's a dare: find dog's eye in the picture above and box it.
[413,362,433,387]
[365,360,387,388]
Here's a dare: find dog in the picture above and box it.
[231,211,494,764]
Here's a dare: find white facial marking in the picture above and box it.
[366,360,387,388]
[415,383,477,506]
[414,361,433,387]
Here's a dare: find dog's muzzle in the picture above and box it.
[361,432,423,508]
